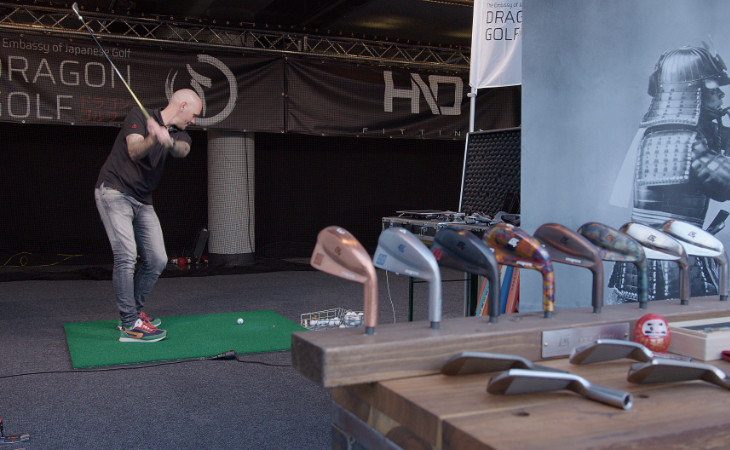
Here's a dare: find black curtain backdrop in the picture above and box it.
[1,122,476,263]
[0,74,518,263]
[1,122,207,265]
[255,133,466,257]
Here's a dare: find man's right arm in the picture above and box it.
[126,117,171,160]
[126,132,158,160]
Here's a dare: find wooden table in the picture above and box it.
[291,297,730,448]
[331,357,730,449]
[292,296,730,387]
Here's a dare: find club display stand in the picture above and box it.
[291,297,730,448]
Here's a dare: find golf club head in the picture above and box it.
[569,339,654,364]
[310,226,378,335]
[487,368,633,410]
[431,228,501,323]
[578,222,649,308]
[441,351,566,375]
[373,227,442,329]
[71,2,82,18]
[627,359,730,390]
[661,220,729,301]
[620,222,691,304]
[483,223,555,318]
[534,223,604,313]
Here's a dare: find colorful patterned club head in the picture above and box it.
[373,227,442,329]
[661,220,729,302]
[432,227,501,323]
[483,223,555,318]
[534,223,604,313]
[310,226,378,335]
[577,222,648,309]
[620,222,691,305]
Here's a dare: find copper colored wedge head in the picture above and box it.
[311,226,378,335]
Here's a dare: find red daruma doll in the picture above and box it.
[633,313,671,353]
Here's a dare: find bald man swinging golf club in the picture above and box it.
[95,89,202,342]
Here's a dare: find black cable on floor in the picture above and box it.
[0,352,291,380]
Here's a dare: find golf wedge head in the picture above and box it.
[373,227,442,329]
[620,222,691,304]
[661,220,729,301]
[534,223,604,313]
[627,359,730,390]
[487,368,633,410]
[578,222,649,308]
[569,339,655,365]
[483,223,555,318]
[310,226,378,335]
[432,228,501,322]
[441,351,566,375]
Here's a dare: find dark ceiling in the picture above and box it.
[66,0,474,48]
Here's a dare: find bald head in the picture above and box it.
[162,89,202,130]
[170,89,201,108]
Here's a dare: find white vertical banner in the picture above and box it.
[470,0,523,89]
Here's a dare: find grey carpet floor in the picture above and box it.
[0,267,470,449]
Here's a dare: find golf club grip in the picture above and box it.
[577,383,633,410]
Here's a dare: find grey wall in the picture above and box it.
[521,0,730,310]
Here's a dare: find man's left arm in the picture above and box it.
[169,139,190,158]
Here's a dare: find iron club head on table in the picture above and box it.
[432,227,501,323]
[310,226,378,335]
[373,227,442,329]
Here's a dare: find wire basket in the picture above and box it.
[301,307,364,330]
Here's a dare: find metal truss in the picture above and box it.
[0,3,469,71]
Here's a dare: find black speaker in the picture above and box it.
[193,227,209,262]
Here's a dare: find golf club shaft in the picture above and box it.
[590,267,603,313]
[486,272,500,323]
[71,3,150,121]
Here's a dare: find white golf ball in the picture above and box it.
[237,318,244,324]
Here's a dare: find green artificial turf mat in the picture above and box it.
[64,310,305,368]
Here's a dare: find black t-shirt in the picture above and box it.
[95,107,192,204]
